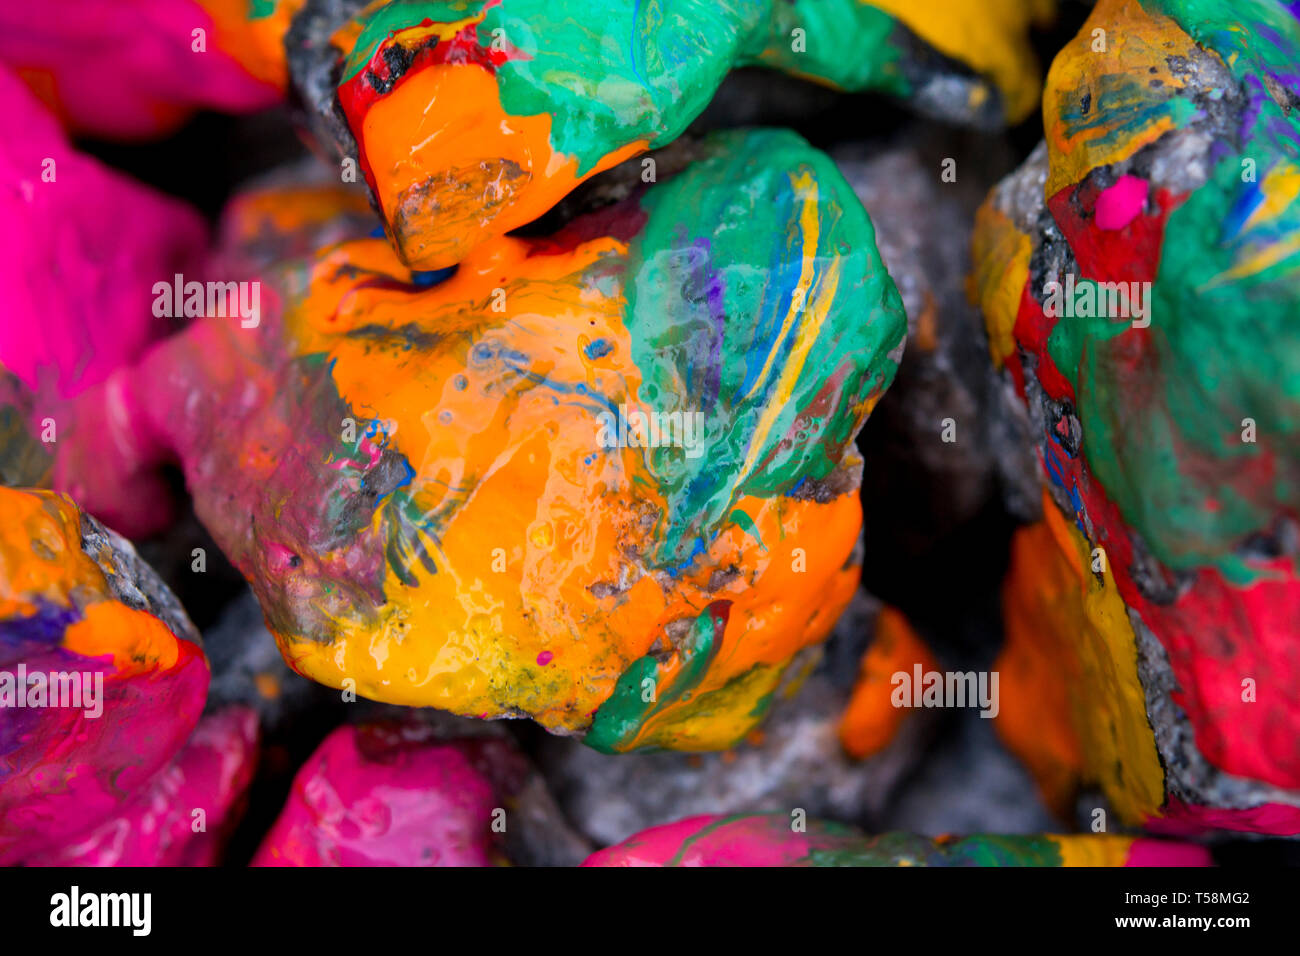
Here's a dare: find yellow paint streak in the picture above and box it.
[1203,230,1300,286]
[1243,165,1300,232]
[737,171,839,487]
[971,198,1033,367]
[1054,834,1136,866]
[995,492,1166,824]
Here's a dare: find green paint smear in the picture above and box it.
[1049,0,1300,583]
[806,833,1064,867]
[727,508,766,551]
[625,128,905,568]
[584,605,724,754]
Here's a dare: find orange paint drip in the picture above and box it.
[838,605,937,759]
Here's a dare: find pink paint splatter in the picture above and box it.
[1094,175,1149,231]
[537,651,553,666]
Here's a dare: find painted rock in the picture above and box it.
[23,706,258,866]
[0,65,207,400]
[539,591,1058,842]
[582,812,1211,866]
[50,130,907,751]
[0,488,209,864]
[288,0,1055,269]
[251,720,587,866]
[972,0,1300,833]
[0,0,301,139]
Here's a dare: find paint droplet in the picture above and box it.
[537,651,553,666]
[1095,175,1148,230]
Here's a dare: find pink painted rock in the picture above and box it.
[0,65,207,399]
[0,0,296,139]
[23,706,259,866]
[583,813,1212,867]
[252,722,529,867]
[0,488,210,864]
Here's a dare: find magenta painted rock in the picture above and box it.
[583,813,1212,867]
[23,706,258,866]
[0,65,207,400]
[252,722,529,866]
[0,487,210,864]
[0,0,294,139]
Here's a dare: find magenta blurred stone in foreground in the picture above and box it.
[0,66,207,399]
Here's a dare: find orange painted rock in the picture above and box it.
[838,605,938,760]
[535,592,956,843]
[49,129,906,751]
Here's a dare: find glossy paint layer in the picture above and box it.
[49,130,906,751]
